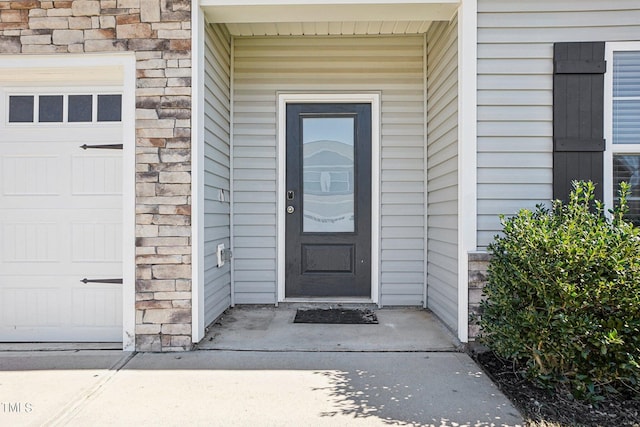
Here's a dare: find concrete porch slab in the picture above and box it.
[197,306,460,351]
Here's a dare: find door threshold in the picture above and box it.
[280,298,378,307]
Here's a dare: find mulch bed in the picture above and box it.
[293,308,378,324]
[472,350,640,426]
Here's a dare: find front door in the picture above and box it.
[285,103,371,297]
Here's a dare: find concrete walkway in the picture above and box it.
[0,308,523,426]
[0,350,522,427]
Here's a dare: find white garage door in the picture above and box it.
[0,90,124,342]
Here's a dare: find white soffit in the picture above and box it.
[201,1,459,35]
[225,21,433,36]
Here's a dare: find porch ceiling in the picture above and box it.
[200,0,459,35]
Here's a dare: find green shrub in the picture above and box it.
[479,181,640,400]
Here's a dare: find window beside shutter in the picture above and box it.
[611,49,640,225]
[613,51,640,145]
[613,155,640,224]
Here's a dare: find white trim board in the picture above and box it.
[191,6,206,344]
[423,31,429,309]
[121,54,137,352]
[457,0,477,343]
[229,35,236,308]
[276,93,381,305]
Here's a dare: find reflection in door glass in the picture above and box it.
[302,117,355,232]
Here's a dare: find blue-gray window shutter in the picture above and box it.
[553,42,606,202]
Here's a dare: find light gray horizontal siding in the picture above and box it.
[204,23,231,326]
[427,17,459,332]
[233,35,426,305]
[477,0,640,247]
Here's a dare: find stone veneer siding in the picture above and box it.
[0,0,193,351]
[468,251,490,340]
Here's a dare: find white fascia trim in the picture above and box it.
[191,5,206,343]
[456,0,477,343]
[201,0,459,23]
[276,93,381,305]
[603,42,640,214]
[202,0,458,4]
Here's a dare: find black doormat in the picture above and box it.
[293,308,378,324]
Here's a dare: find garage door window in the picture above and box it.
[68,95,93,122]
[8,96,34,123]
[39,95,63,123]
[8,93,121,124]
[97,95,122,122]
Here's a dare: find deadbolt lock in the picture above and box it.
[287,206,295,214]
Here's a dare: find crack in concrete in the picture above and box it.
[43,352,138,427]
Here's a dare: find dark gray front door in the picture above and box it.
[285,103,372,297]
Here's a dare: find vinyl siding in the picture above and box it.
[426,17,459,331]
[203,23,232,325]
[233,35,426,305]
[477,0,640,247]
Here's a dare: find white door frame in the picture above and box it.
[0,54,137,350]
[276,93,381,304]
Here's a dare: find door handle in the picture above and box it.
[80,278,123,284]
[80,144,123,150]
[287,206,295,214]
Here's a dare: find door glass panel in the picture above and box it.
[302,117,355,232]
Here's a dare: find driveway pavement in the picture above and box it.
[0,349,523,426]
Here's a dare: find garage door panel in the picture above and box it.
[1,159,122,210]
[0,266,124,277]
[1,285,62,326]
[0,277,122,341]
[1,198,123,210]
[1,125,122,143]
[71,223,122,263]
[72,287,122,327]
[2,222,60,263]
[2,155,62,196]
[1,215,121,274]
[72,155,123,195]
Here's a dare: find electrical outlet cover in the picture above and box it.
[216,243,225,267]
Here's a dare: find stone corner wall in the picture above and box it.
[0,0,193,352]
[468,251,491,340]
